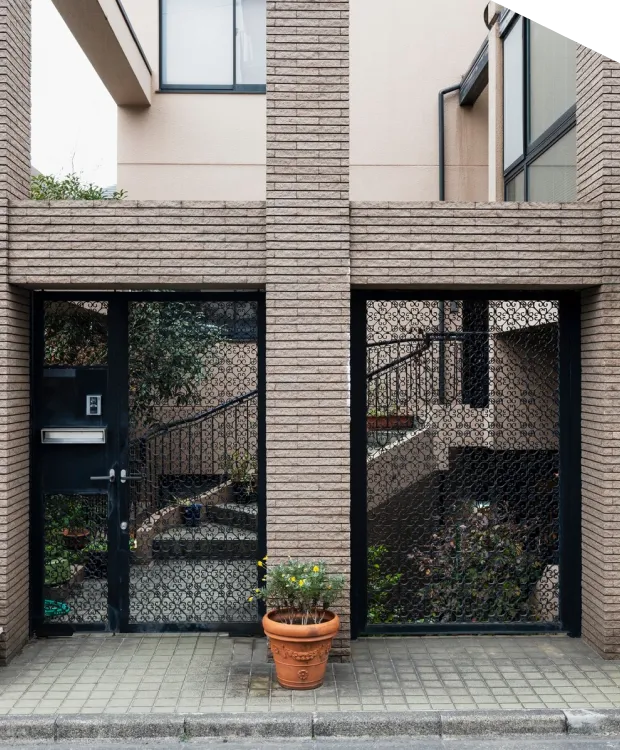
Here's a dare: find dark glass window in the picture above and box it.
[503,16,576,201]
[503,17,524,170]
[505,171,525,202]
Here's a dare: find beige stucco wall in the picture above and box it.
[118,0,489,202]
[118,0,266,200]
[350,0,489,202]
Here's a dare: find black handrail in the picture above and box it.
[367,337,431,380]
[142,389,258,439]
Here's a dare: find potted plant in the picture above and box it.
[252,559,344,690]
[58,496,90,550]
[183,502,203,527]
[226,450,257,504]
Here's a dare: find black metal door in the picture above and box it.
[33,292,265,635]
[351,293,581,638]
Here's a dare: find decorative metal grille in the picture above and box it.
[39,297,262,630]
[366,299,560,626]
[127,300,260,624]
[43,493,109,623]
[42,300,109,625]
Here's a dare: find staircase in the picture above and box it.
[151,500,258,560]
[130,391,259,568]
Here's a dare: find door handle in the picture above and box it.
[91,468,115,483]
[120,469,142,484]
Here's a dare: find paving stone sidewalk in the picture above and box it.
[0,634,618,716]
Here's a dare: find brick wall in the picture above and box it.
[0,1,30,202]
[351,202,602,286]
[9,201,266,288]
[576,47,619,205]
[0,0,30,663]
[265,0,351,659]
[577,47,620,657]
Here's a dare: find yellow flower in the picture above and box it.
[263,555,268,561]
[299,580,305,587]
[290,576,296,582]
[248,596,254,602]
[313,566,320,573]
[257,560,263,567]
[255,588,260,593]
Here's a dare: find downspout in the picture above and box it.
[438,84,461,201]
[438,84,461,404]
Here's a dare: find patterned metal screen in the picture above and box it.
[127,300,260,625]
[366,299,560,627]
[40,297,262,631]
[42,300,109,625]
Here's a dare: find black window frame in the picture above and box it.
[158,0,266,94]
[502,15,576,200]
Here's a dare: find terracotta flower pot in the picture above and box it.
[367,415,416,431]
[262,609,340,690]
[62,528,90,551]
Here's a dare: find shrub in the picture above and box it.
[45,556,71,587]
[367,545,403,624]
[31,172,126,200]
[409,502,548,623]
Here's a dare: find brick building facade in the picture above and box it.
[0,0,618,662]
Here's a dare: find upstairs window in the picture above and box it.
[160,0,266,92]
[503,16,576,202]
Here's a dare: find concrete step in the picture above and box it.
[204,501,258,532]
[152,522,257,560]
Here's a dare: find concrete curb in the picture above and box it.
[0,709,620,742]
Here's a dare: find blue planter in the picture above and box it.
[183,503,203,527]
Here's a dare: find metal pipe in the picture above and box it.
[438,85,460,405]
[438,84,461,201]
[439,301,446,405]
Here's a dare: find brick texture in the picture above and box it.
[0,1,30,201]
[577,47,620,657]
[265,0,351,659]
[9,201,266,288]
[350,202,602,286]
[0,0,30,663]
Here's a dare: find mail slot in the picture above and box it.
[41,427,107,445]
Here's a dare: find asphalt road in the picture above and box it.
[9,739,620,750]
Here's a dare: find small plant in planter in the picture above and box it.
[183,502,203,527]
[366,403,416,431]
[252,558,345,690]
[226,450,257,504]
[55,495,90,550]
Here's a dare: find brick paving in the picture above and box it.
[0,634,617,715]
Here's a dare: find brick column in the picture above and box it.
[577,46,620,657]
[0,0,31,662]
[265,0,351,658]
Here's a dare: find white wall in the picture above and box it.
[119,0,489,201]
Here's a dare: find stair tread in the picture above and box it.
[154,521,257,542]
[206,501,258,517]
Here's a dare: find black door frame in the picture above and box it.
[350,290,582,639]
[31,290,266,636]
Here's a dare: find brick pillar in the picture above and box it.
[577,46,620,657]
[0,0,31,663]
[265,0,351,658]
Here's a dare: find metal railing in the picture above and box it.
[129,390,258,524]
